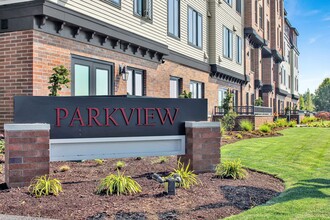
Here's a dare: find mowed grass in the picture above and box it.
[222,128,330,220]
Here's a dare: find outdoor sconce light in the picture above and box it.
[152,173,181,195]
[119,65,129,81]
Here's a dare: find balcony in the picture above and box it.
[214,106,273,116]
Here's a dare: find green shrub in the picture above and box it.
[169,159,200,189]
[288,120,297,127]
[275,118,288,127]
[59,165,70,172]
[235,133,243,139]
[302,116,318,124]
[265,122,277,130]
[96,170,142,196]
[254,97,263,106]
[153,156,169,164]
[215,159,247,180]
[0,139,4,154]
[259,124,271,133]
[115,161,125,170]
[239,120,253,132]
[94,159,104,166]
[220,127,226,135]
[29,175,62,198]
[221,112,238,132]
[0,164,2,174]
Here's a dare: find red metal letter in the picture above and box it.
[136,108,142,126]
[120,108,135,125]
[87,108,102,127]
[144,108,156,126]
[104,108,119,126]
[55,108,68,127]
[156,108,179,125]
[69,107,85,127]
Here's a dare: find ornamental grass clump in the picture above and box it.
[59,165,70,172]
[169,159,200,189]
[0,139,4,154]
[115,161,126,170]
[288,120,297,127]
[275,118,288,127]
[95,159,104,166]
[239,120,253,132]
[96,170,142,196]
[259,124,271,133]
[215,159,247,180]
[29,175,62,198]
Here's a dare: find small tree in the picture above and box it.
[299,95,305,110]
[179,90,192,99]
[314,78,330,112]
[222,88,233,115]
[48,65,70,96]
[254,97,263,106]
[304,89,315,112]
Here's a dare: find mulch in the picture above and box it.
[0,155,284,220]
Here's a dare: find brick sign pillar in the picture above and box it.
[4,124,50,188]
[180,121,221,172]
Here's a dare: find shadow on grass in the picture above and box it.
[193,185,281,211]
[274,178,330,203]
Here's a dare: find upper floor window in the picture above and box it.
[72,56,114,96]
[127,68,146,96]
[255,0,258,25]
[134,0,152,20]
[236,0,241,14]
[190,81,204,99]
[168,0,180,38]
[223,26,233,59]
[224,0,232,6]
[104,0,120,7]
[236,35,242,64]
[259,6,263,29]
[188,7,202,48]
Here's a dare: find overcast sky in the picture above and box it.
[284,0,330,94]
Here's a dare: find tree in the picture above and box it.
[304,89,315,112]
[314,78,330,112]
[299,95,305,110]
[222,88,234,115]
[48,65,70,96]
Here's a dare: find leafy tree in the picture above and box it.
[48,65,70,96]
[304,89,315,112]
[314,78,330,112]
[299,95,305,110]
[222,88,233,115]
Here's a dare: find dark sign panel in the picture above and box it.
[14,96,207,139]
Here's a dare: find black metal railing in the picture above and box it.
[214,106,273,116]
[279,110,305,115]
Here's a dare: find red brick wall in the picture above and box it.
[0,31,34,131]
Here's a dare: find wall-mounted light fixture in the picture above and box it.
[119,64,129,81]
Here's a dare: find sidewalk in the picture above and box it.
[0,215,56,220]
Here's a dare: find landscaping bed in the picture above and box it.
[0,156,284,220]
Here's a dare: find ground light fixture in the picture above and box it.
[152,173,181,195]
[119,64,129,81]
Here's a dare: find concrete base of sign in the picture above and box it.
[4,124,50,188]
[179,121,221,173]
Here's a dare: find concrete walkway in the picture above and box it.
[0,215,55,220]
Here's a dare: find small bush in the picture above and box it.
[220,127,226,136]
[265,122,277,130]
[315,112,330,120]
[239,120,253,132]
[221,112,238,132]
[0,165,2,174]
[301,116,318,124]
[96,170,142,196]
[288,120,297,127]
[153,156,169,164]
[59,165,70,172]
[115,161,125,170]
[0,139,5,154]
[275,118,288,127]
[29,175,62,198]
[95,159,104,166]
[235,133,243,139]
[259,124,271,133]
[169,159,200,189]
[215,159,247,180]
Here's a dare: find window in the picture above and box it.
[223,26,233,59]
[267,20,270,40]
[168,0,180,38]
[255,0,258,25]
[236,0,241,13]
[170,77,182,98]
[127,68,145,96]
[134,0,152,20]
[259,6,263,29]
[288,75,291,89]
[246,92,249,106]
[236,35,242,64]
[218,89,226,107]
[72,56,113,96]
[188,7,202,48]
[224,0,232,6]
[284,69,286,86]
[280,67,283,84]
[190,81,204,99]
[288,50,291,64]
[104,0,121,7]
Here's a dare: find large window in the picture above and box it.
[190,81,204,99]
[134,0,152,20]
[168,0,180,38]
[236,35,242,64]
[104,0,121,7]
[188,7,202,48]
[127,68,145,96]
[259,6,263,29]
[224,0,232,6]
[236,0,241,13]
[255,0,258,25]
[170,77,182,98]
[223,26,233,59]
[72,56,113,96]
[218,89,227,107]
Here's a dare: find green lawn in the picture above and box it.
[222,128,330,220]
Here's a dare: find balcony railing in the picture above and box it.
[214,106,273,116]
[279,110,305,115]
